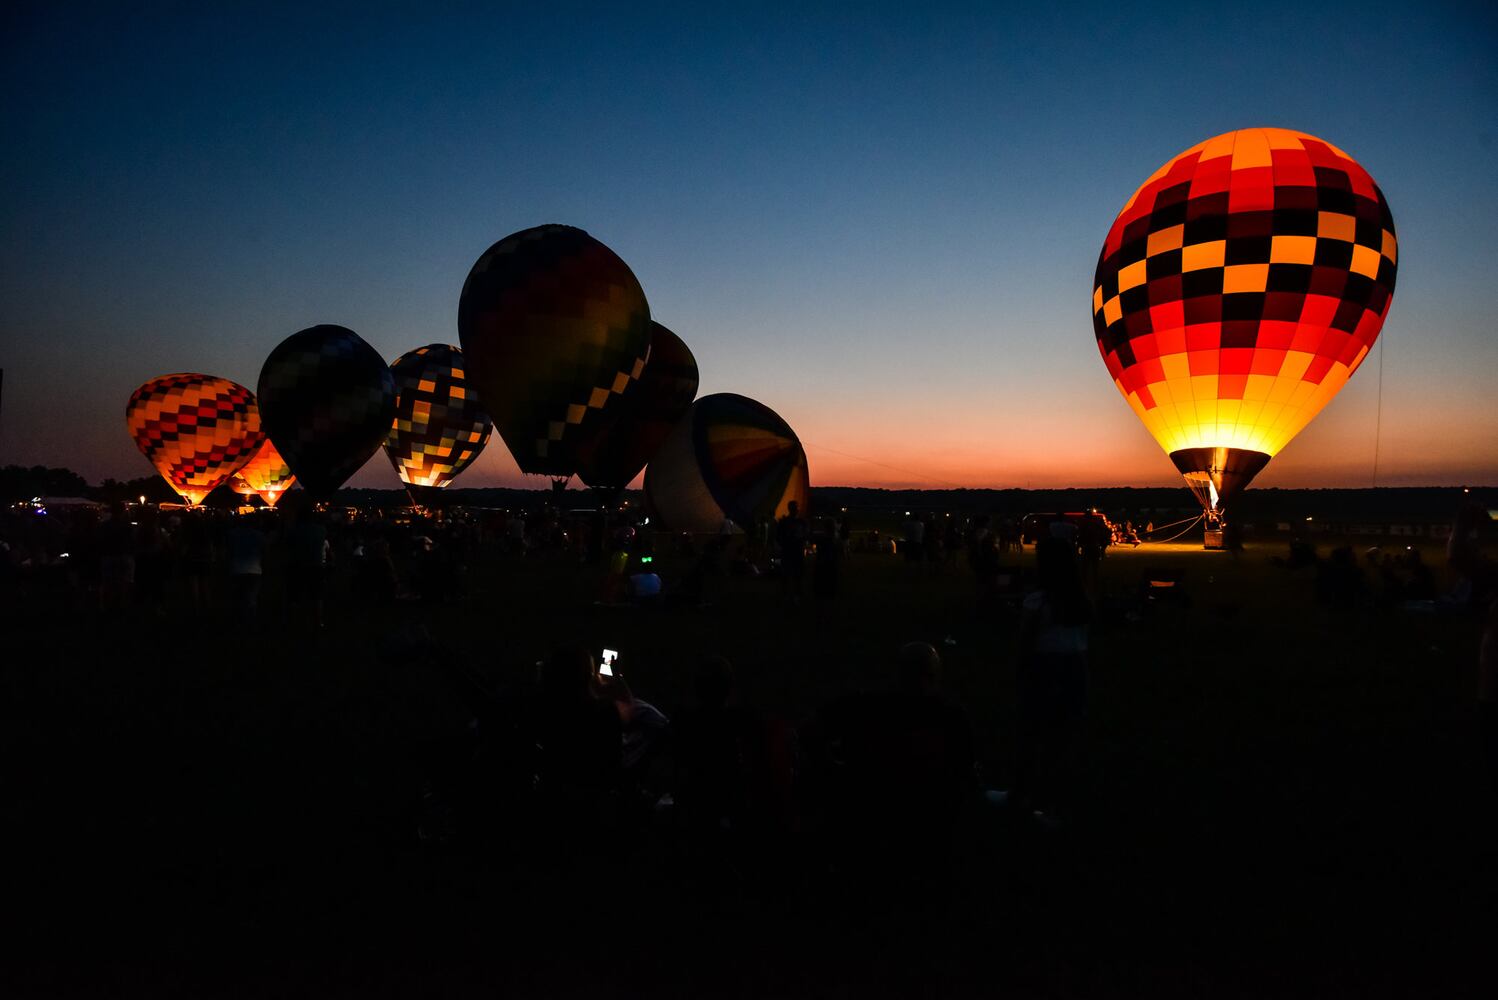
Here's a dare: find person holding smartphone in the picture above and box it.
[533,646,622,796]
[597,650,670,777]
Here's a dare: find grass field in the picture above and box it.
[5,536,1494,998]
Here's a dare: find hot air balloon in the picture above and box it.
[257,325,396,499]
[644,393,810,534]
[1092,128,1397,529]
[457,225,652,485]
[126,373,264,505]
[383,344,493,505]
[577,322,699,492]
[230,437,296,507]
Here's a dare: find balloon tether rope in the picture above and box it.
[1371,332,1386,488]
[1153,514,1205,543]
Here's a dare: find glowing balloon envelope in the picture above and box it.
[126,373,264,505]
[230,437,296,507]
[256,325,396,499]
[577,322,699,490]
[458,224,652,479]
[383,343,493,503]
[644,393,810,533]
[1092,127,1397,513]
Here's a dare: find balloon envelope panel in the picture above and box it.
[126,373,263,505]
[645,393,809,533]
[577,322,699,489]
[458,225,652,477]
[256,325,396,499]
[1093,128,1397,490]
[230,437,296,506]
[384,344,493,491]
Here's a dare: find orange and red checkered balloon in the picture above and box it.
[230,437,296,507]
[126,373,264,505]
[1093,128,1397,508]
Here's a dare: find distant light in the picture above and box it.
[1305,516,1313,521]
[60,552,69,558]
[139,495,147,505]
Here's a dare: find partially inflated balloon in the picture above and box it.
[230,437,296,507]
[644,393,809,533]
[257,325,396,499]
[383,344,493,503]
[577,322,699,490]
[126,374,264,505]
[458,225,652,478]
[1092,128,1397,512]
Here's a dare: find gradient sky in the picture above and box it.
[3,1,1495,491]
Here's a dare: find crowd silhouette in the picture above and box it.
[3,492,1495,996]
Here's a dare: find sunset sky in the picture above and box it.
[3,2,1495,491]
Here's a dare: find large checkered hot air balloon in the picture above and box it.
[126,373,264,505]
[382,344,493,505]
[1093,127,1397,521]
[457,225,652,483]
[577,322,699,492]
[229,437,296,507]
[645,393,810,534]
[257,325,396,500]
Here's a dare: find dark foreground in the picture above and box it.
[5,539,1494,998]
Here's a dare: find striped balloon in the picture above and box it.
[230,437,296,507]
[645,393,809,534]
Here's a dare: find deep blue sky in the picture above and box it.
[3,1,1495,488]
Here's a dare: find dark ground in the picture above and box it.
[4,536,1494,998]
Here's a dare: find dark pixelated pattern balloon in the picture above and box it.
[645,393,809,534]
[257,325,396,499]
[127,373,264,505]
[577,322,699,489]
[383,344,492,492]
[458,225,652,477]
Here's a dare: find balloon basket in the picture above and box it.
[1203,528,1225,550]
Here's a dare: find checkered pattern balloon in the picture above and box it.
[645,393,809,533]
[383,344,493,495]
[577,322,699,489]
[458,225,652,477]
[1093,128,1397,505]
[229,437,296,507]
[257,325,396,499]
[126,373,264,505]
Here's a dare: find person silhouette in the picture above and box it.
[777,500,808,602]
